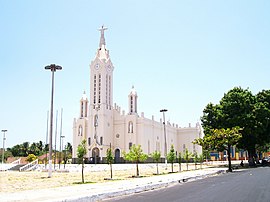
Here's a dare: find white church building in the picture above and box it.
[72,26,203,163]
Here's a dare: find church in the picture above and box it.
[72,26,203,163]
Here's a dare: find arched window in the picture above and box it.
[100,136,103,145]
[81,102,84,117]
[128,121,133,133]
[94,115,98,127]
[78,125,83,136]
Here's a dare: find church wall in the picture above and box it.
[177,126,202,155]
[72,118,88,158]
[113,109,126,156]
[135,117,164,156]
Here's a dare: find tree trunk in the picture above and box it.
[156,162,159,175]
[82,161,84,183]
[248,148,256,166]
[179,163,181,172]
[171,163,173,173]
[110,163,113,179]
[227,145,232,172]
[136,161,139,177]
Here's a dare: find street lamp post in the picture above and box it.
[160,109,168,167]
[45,64,62,178]
[1,130,7,165]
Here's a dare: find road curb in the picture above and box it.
[63,169,227,202]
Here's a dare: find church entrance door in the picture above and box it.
[114,148,120,163]
[92,147,100,164]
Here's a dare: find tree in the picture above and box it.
[26,154,37,162]
[178,152,182,172]
[254,90,270,156]
[193,152,198,170]
[184,148,192,171]
[198,154,204,169]
[66,142,73,154]
[29,142,39,156]
[106,144,114,179]
[77,139,87,183]
[195,127,242,172]
[9,144,21,157]
[22,142,30,156]
[151,151,161,175]
[123,144,148,177]
[0,150,13,162]
[167,145,176,173]
[201,87,264,165]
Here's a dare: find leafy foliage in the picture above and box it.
[106,146,114,179]
[193,152,198,170]
[178,152,182,172]
[201,87,270,164]
[195,127,242,172]
[77,139,87,183]
[26,154,37,162]
[198,154,204,169]
[184,149,192,171]
[167,145,176,173]
[151,150,161,174]
[123,144,148,177]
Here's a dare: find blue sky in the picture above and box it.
[1,0,270,148]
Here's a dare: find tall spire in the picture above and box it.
[98,25,108,49]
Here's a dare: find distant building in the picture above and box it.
[72,26,203,163]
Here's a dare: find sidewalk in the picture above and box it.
[1,167,227,202]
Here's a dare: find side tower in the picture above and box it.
[128,86,138,115]
[72,91,89,159]
[88,26,114,162]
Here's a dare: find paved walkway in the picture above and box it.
[1,167,228,202]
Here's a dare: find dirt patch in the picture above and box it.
[0,163,206,193]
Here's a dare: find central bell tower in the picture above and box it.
[88,26,114,158]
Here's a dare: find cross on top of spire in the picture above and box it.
[98,25,108,48]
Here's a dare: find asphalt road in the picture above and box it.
[105,167,270,202]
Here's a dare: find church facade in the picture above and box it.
[72,26,203,163]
